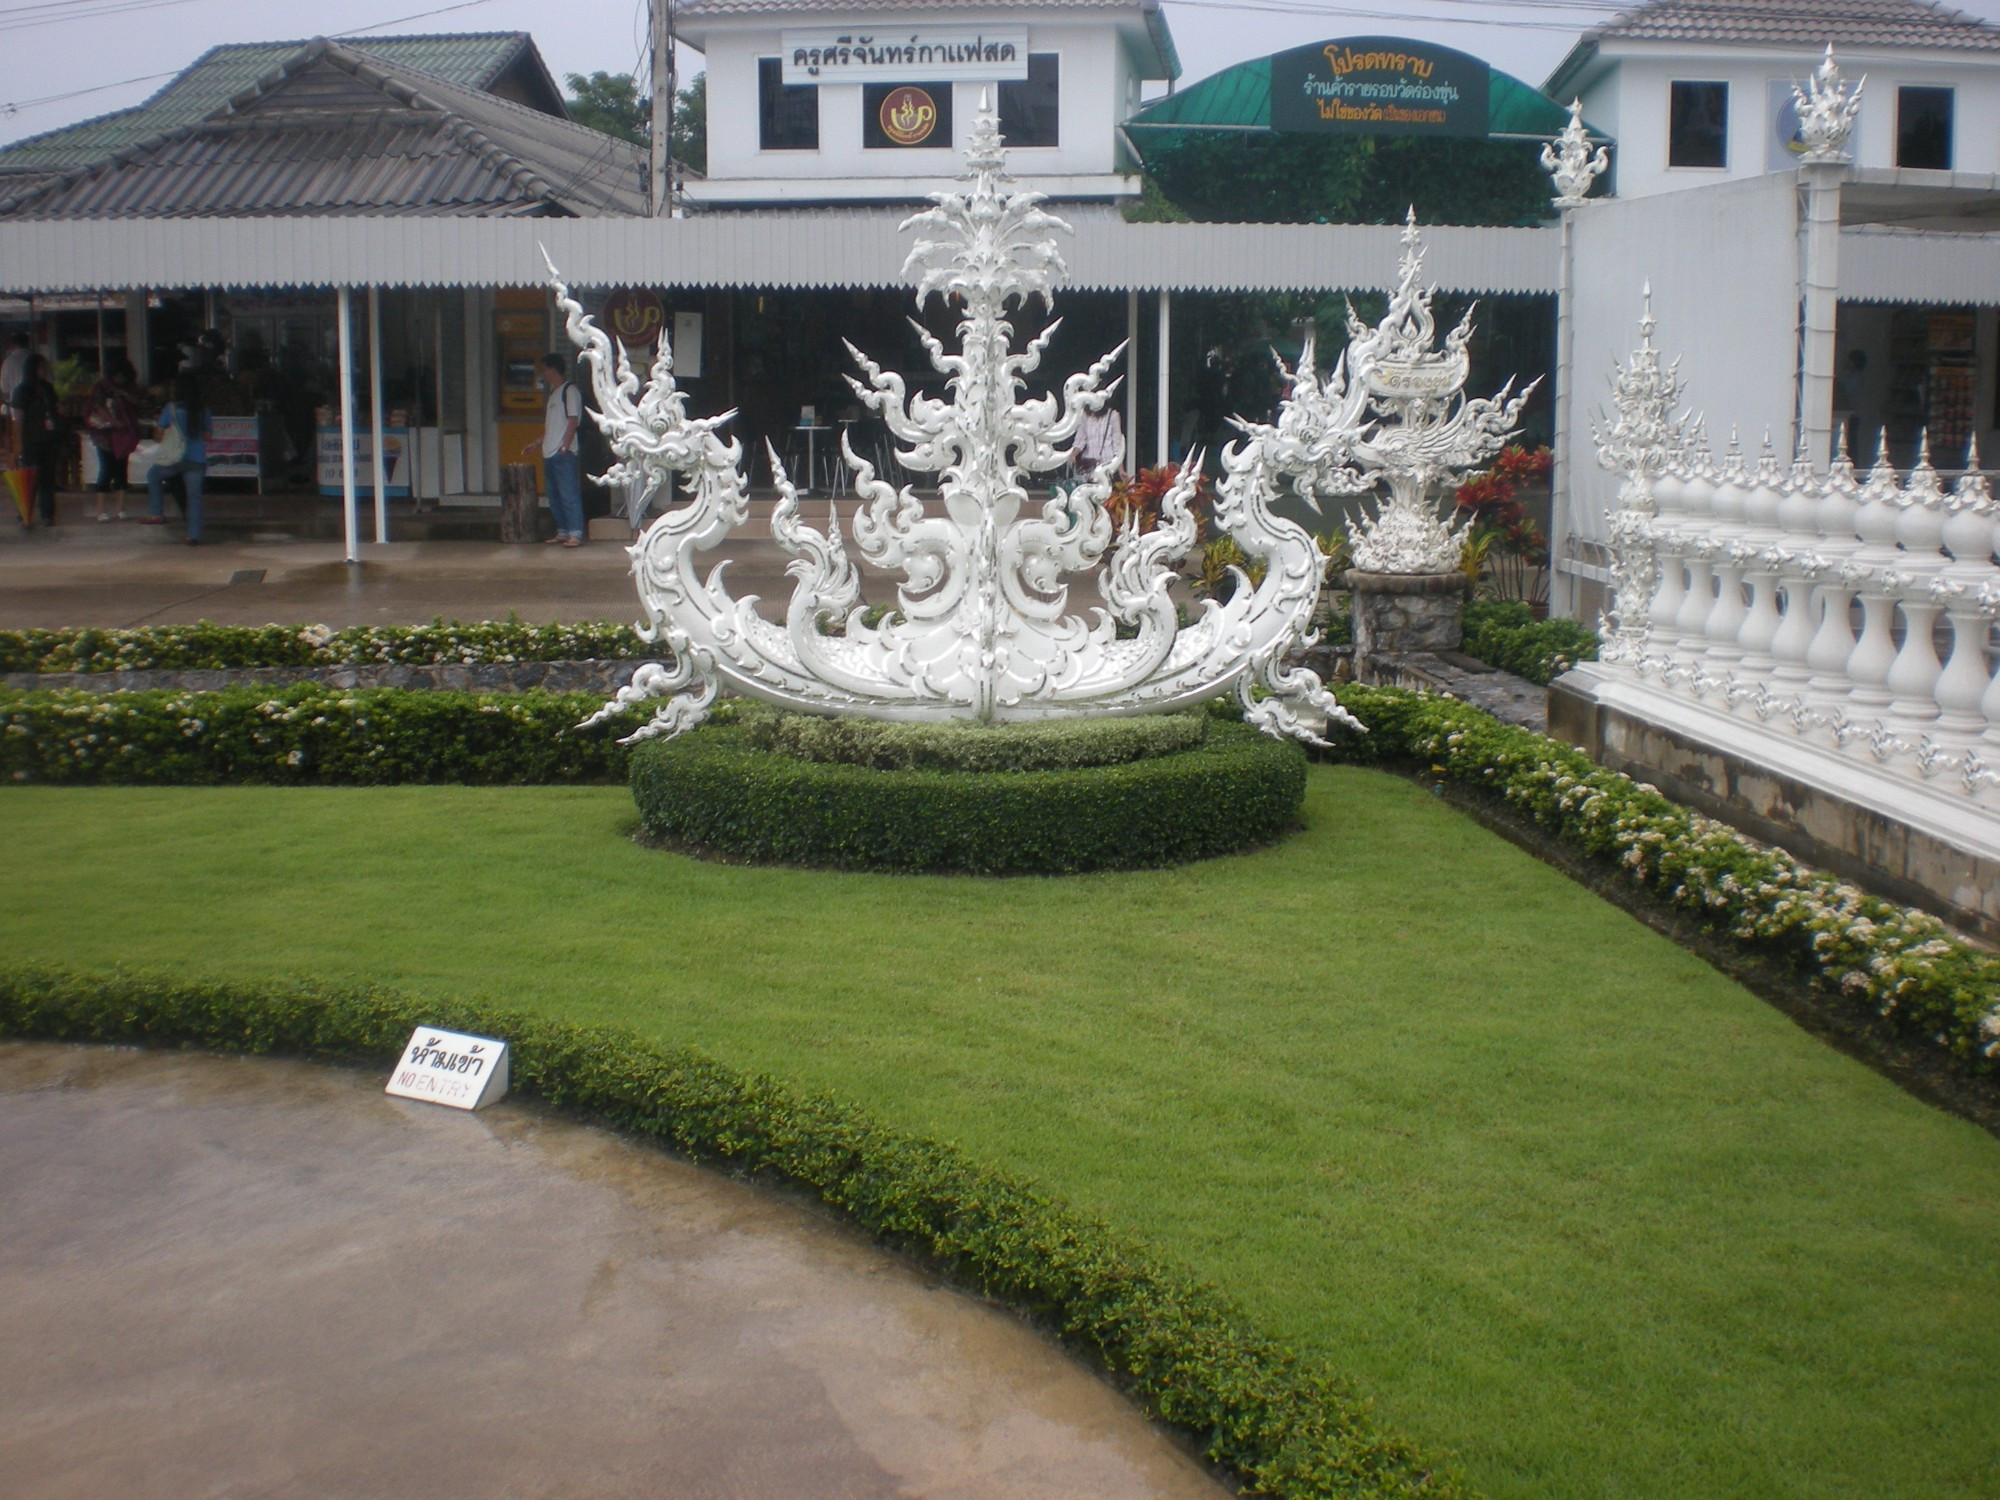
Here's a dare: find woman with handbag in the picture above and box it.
[143,371,210,544]
[87,359,141,522]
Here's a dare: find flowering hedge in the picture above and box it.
[1,683,632,785]
[1325,684,2000,1075]
[0,619,648,675]
[0,965,1468,1500]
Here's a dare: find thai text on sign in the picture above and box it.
[782,29,1027,85]
[1270,36,1490,139]
[385,1026,510,1111]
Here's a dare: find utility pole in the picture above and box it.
[650,0,676,217]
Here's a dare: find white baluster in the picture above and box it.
[1703,433,1751,664]
[1884,577,1945,729]
[1932,578,1992,738]
[1846,565,1903,711]
[1980,581,2000,748]
[1771,550,1822,685]
[1807,558,1867,700]
[1894,430,1949,573]
[1671,436,1717,668]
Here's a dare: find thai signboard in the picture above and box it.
[782,29,1028,85]
[386,1026,509,1111]
[205,414,259,480]
[1271,38,1490,138]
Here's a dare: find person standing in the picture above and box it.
[144,371,210,545]
[9,352,63,528]
[87,359,142,522]
[1075,403,1124,477]
[0,333,31,463]
[523,352,584,548]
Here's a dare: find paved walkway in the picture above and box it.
[1,491,799,629]
[1,1041,1227,1500]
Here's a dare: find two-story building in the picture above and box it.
[680,0,1180,205]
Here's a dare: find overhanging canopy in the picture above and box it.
[1125,38,1604,159]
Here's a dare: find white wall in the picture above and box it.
[1559,173,1801,564]
[690,10,1151,198]
[1580,44,2000,198]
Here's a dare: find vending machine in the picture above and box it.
[494,289,550,481]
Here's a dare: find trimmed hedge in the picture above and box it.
[632,720,1306,873]
[0,683,631,785]
[0,618,647,675]
[1322,683,2000,1076]
[740,707,1210,771]
[0,965,1467,1500]
[1457,601,1598,686]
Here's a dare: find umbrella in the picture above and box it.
[5,466,34,524]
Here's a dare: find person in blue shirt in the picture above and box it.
[144,371,211,544]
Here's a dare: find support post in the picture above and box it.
[1155,290,1171,467]
[1800,161,1843,465]
[1125,289,1139,476]
[368,286,388,543]
[650,0,676,217]
[1550,208,1577,618]
[337,286,358,565]
[125,291,150,384]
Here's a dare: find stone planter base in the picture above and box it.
[1344,569,1469,665]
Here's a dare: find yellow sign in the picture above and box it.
[879,86,938,146]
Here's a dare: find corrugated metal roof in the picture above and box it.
[0,32,541,176]
[0,41,646,221]
[1581,0,2000,51]
[679,0,1180,79]
[0,211,1562,295]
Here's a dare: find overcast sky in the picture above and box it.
[6,0,2000,150]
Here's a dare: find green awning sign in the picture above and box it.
[1122,39,1600,151]
[1271,38,1490,138]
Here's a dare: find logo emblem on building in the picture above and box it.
[879,86,939,145]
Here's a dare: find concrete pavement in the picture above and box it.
[1,1041,1227,1500]
[0,491,803,629]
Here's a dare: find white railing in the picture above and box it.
[1594,308,2000,804]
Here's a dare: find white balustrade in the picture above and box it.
[1592,305,2000,804]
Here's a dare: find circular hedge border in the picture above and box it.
[630,719,1307,874]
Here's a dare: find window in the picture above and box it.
[1668,81,1728,168]
[1898,86,1954,169]
[864,82,953,149]
[758,57,818,151]
[999,54,1060,148]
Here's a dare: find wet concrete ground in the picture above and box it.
[0,492,805,629]
[0,1042,1229,1500]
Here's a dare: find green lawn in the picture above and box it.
[5,769,1998,1499]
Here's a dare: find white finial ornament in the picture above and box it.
[1793,44,1864,164]
[1541,98,1609,208]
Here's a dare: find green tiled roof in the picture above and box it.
[0,33,536,174]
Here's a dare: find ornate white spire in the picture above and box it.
[1793,44,1864,164]
[1541,98,1609,208]
[1594,286,1687,661]
[1344,210,1540,574]
[549,99,1365,746]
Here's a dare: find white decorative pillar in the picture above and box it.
[1155,290,1171,468]
[1543,99,1609,621]
[1793,47,1862,466]
[1125,289,1140,477]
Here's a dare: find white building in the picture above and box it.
[1545,0,2000,197]
[678,0,1181,205]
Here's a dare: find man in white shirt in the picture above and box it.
[524,352,585,547]
[1075,404,1124,477]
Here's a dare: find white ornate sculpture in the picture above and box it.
[1593,285,1686,664]
[1793,45,1864,164]
[1344,213,1540,574]
[551,103,1362,746]
[1540,99,1609,208]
